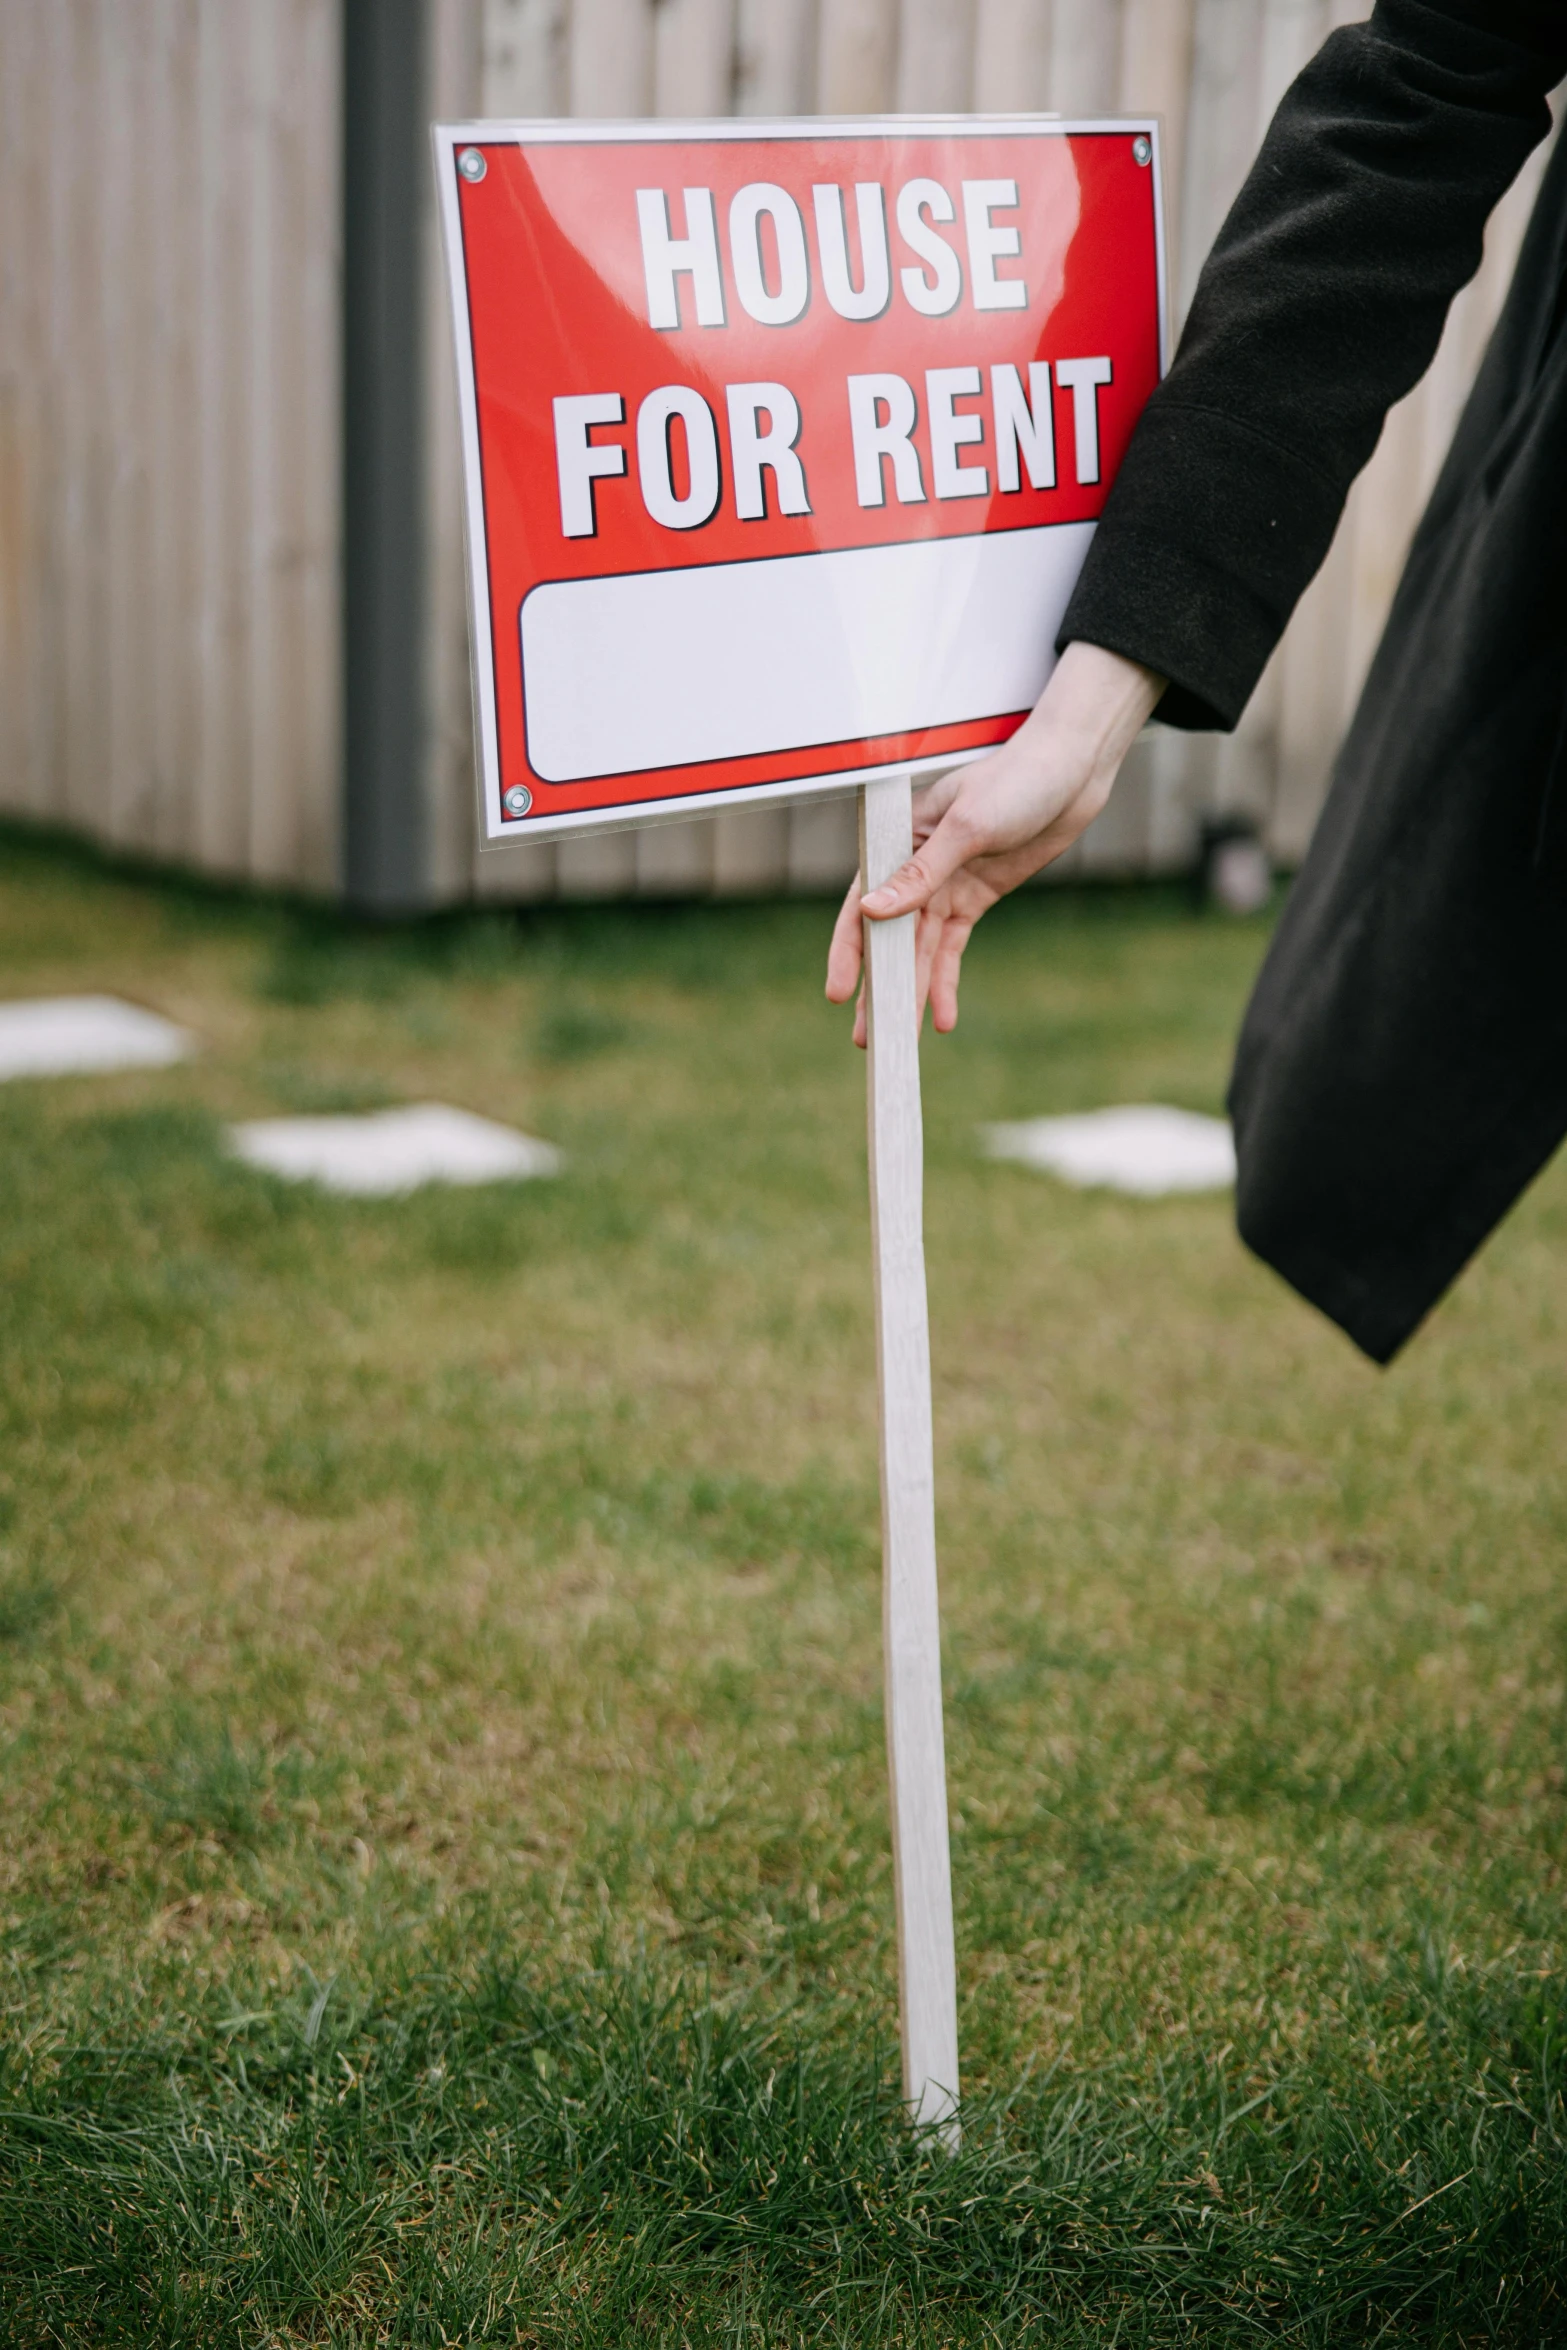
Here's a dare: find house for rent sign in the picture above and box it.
[435,119,1165,844]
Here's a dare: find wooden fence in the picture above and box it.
[0,1,1554,905]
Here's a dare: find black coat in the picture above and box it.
[1059,0,1567,1362]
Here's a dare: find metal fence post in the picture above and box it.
[343,0,431,913]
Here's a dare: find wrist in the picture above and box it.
[1027,641,1165,783]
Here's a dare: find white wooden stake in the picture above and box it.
[859,775,960,2143]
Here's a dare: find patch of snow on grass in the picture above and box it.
[981,1105,1235,1196]
[229,1104,562,1196]
[0,996,194,1080]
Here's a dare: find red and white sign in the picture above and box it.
[435,118,1165,843]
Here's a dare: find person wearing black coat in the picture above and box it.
[826,0,1567,1363]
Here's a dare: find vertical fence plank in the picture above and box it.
[299,0,345,888]
[247,0,285,881]
[0,3,20,809]
[147,0,194,862]
[32,3,66,824]
[1176,0,1262,313]
[788,794,861,894]
[45,3,76,822]
[195,0,249,876]
[1257,0,1327,123]
[1118,0,1194,291]
[257,0,341,891]
[56,0,90,831]
[972,0,1052,113]
[897,0,974,111]
[1046,0,1120,113]
[735,0,816,112]
[0,0,42,817]
[569,0,653,116]
[817,0,899,116]
[0,0,15,813]
[635,814,720,897]
[786,797,859,901]
[102,0,152,853]
[713,802,792,895]
[33,0,70,824]
[57,1,106,838]
[252,0,335,888]
[483,0,566,113]
[655,0,735,115]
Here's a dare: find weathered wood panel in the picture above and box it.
[0,0,1549,902]
[0,0,49,826]
[735,0,814,113]
[0,0,341,888]
[972,0,1053,115]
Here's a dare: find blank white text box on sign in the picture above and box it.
[520,522,1094,786]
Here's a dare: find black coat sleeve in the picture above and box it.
[1058,0,1567,731]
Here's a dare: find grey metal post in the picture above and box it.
[342,0,430,914]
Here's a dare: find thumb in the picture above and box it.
[859,805,976,920]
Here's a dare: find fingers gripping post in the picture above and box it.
[859,777,960,2144]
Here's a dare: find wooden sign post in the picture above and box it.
[861,774,959,2138]
[436,110,1164,2136]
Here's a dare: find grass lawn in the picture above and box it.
[1,825,1566,2346]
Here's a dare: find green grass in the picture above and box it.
[1,823,1566,2344]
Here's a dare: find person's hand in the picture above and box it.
[825,642,1165,1046]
